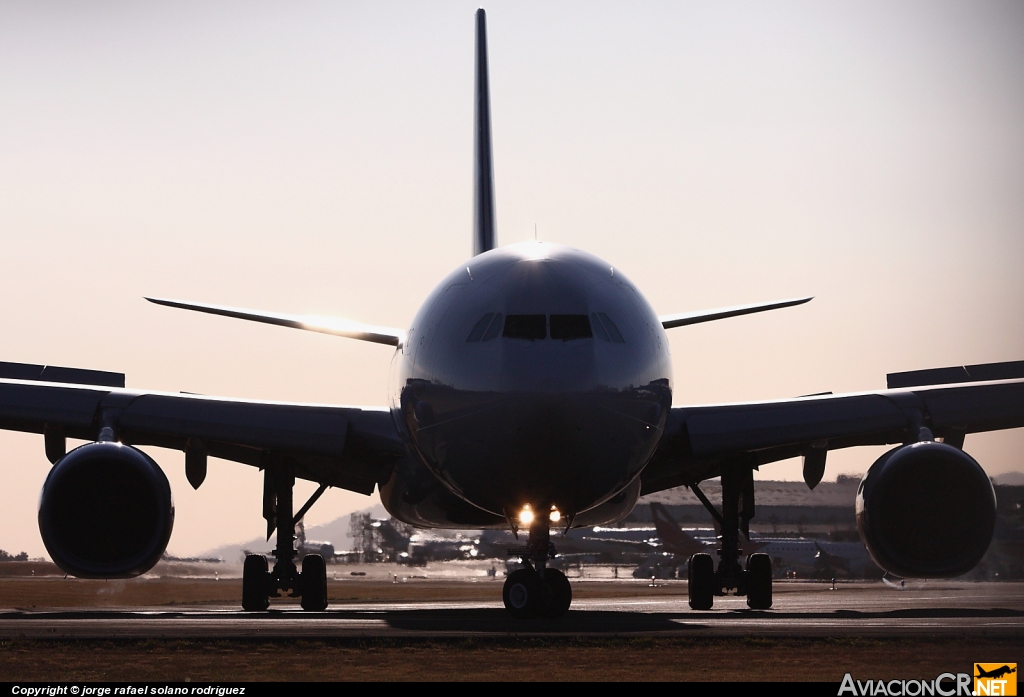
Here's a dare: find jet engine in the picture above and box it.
[856,441,995,578]
[38,441,174,578]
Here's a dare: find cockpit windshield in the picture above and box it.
[466,312,623,343]
[550,315,592,341]
[503,315,546,340]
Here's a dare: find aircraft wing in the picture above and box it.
[0,363,405,495]
[641,360,1024,495]
[145,297,404,347]
[658,297,812,329]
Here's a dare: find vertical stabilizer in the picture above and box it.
[650,503,707,558]
[472,8,497,256]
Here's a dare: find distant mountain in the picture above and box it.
[994,472,1024,486]
[200,503,387,563]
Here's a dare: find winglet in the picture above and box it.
[146,297,403,347]
[659,296,813,330]
[472,8,497,256]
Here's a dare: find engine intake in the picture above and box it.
[38,442,174,578]
[856,441,995,578]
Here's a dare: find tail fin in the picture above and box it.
[472,8,497,256]
[650,502,706,557]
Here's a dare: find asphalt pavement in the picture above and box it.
[0,581,1020,638]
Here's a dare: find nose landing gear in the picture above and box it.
[503,512,572,618]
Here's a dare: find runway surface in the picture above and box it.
[0,581,1021,639]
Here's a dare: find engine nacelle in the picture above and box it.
[38,442,174,578]
[856,441,995,578]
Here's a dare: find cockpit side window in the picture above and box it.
[503,314,546,340]
[595,312,625,343]
[466,313,495,342]
[590,313,610,341]
[550,315,592,341]
[481,312,503,341]
[467,313,503,342]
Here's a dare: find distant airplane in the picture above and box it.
[404,529,481,565]
[650,503,719,558]
[644,502,879,580]
[0,9,1021,618]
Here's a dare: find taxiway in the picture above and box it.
[0,581,1020,639]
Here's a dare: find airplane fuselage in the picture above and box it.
[386,242,673,528]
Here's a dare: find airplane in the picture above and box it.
[645,501,879,579]
[650,501,762,558]
[0,8,1022,618]
[976,666,1017,680]
[403,529,482,565]
[810,541,880,579]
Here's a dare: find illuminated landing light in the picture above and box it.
[549,506,561,523]
[518,504,534,526]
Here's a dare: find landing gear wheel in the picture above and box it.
[746,553,772,610]
[503,568,544,619]
[300,554,328,611]
[539,568,572,619]
[687,553,715,610]
[242,554,270,611]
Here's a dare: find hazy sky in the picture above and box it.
[0,1,1021,557]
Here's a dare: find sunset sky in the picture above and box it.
[0,1,1021,557]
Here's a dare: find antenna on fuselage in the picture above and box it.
[473,8,497,256]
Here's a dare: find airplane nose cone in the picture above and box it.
[403,383,667,518]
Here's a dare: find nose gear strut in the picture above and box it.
[504,512,572,618]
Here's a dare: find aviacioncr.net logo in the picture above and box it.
[839,673,973,696]
[974,664,1017,696]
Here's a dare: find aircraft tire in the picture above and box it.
[539,568,572,619]
[746,553,773,610]
[241,554,270,611]
[503,567,543,619]
[688,553,714,610]
[300,554,329,611]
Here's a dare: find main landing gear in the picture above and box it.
[241,461,329,611]
[503,512,572,619]
[687,464,773,610]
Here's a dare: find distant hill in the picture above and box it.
[994,472,1024,486]
[200,503,387,563]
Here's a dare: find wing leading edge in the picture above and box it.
[658,297,812,330]
[146,297,404,347]
[0,373,405,494]
[643,360,1024,496]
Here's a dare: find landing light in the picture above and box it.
[518,505,534,526]
[549,506,561,523]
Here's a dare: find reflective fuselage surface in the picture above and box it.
[387,242,672,526]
